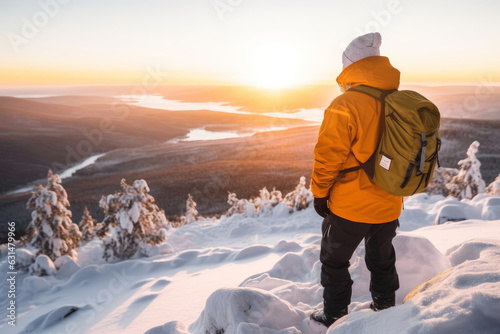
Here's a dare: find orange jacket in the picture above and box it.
[311,56,402,223]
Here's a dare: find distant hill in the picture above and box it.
[0,89,499,243]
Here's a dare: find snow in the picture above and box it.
[409,220,500,254]
[1,193,500,333]
[332,239,500,334]
[15,248,35,271]
[42,222,54,238]
[391,234,450,301]
[487,174,500,195]
[118,209,134,233]
[28,255,57,276]
[482,197,500,220]
[54,255,81,278]
[23,276,51,294]
[433,203,469,225]
[51,238,68,258]
[132,179,150,193]
[189,287,308,333]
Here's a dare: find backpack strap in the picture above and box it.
[348,85,390,102]
[338,85,397,177]
[417,132,427,175]
[436,131,441,168]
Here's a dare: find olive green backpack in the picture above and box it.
[341,85,441,196]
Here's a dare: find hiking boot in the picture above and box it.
[370,294,395,311]
[310,307,348,327]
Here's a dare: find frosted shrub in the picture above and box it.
[446,141,486,200]
[283,176,314,212]
[100,179,170,260]
[227,192,251,216]
[80,206,96,242]
[226,178,312,217]
[486,174,500,195]
[253,187,283,214]
[224,177,313,218]
[25,170,81,262]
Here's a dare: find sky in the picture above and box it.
[0,0,499,88]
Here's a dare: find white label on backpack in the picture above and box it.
[380,155,392,171]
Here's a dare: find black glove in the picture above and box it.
[314,196,330,218]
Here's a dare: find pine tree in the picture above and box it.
[26,170,81,261]
[100,179,169,260]
[446,141,486,200]
[80,206,96,242]
[19,225,36,247]
[185,194,199,224]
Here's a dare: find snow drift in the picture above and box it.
[1,193,500,334]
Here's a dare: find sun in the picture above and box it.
[248,42,302,89]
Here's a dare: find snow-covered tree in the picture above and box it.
[25,170,81,261]
[99,179,169,260]
[283,176,314,212]
[226,178,313,217]
[253,187,282,214]
[172,194,199,226]
[446,141,486,200]
[185,194,199,224]
[80,206,96,242]
[486,174,500,195]
[19,225,36,247]
[426,167,459,196]
[227,192,254,217]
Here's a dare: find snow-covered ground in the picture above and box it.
[1,193,500,334]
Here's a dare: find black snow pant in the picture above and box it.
[320,212,399,312]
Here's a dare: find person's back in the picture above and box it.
[310,32,402,327]
[311,42,402,223]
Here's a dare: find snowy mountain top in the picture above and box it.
[2,191,500,333]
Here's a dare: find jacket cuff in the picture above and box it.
[310,182,331,199]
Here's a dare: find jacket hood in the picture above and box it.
[336,56,400,91]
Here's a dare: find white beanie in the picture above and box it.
[342,32,382,68]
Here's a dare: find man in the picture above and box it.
[310,32,402,327]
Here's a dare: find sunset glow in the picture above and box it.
[248,42,302,89]
[0,0,499,87]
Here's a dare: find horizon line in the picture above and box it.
[1,81,500,90]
